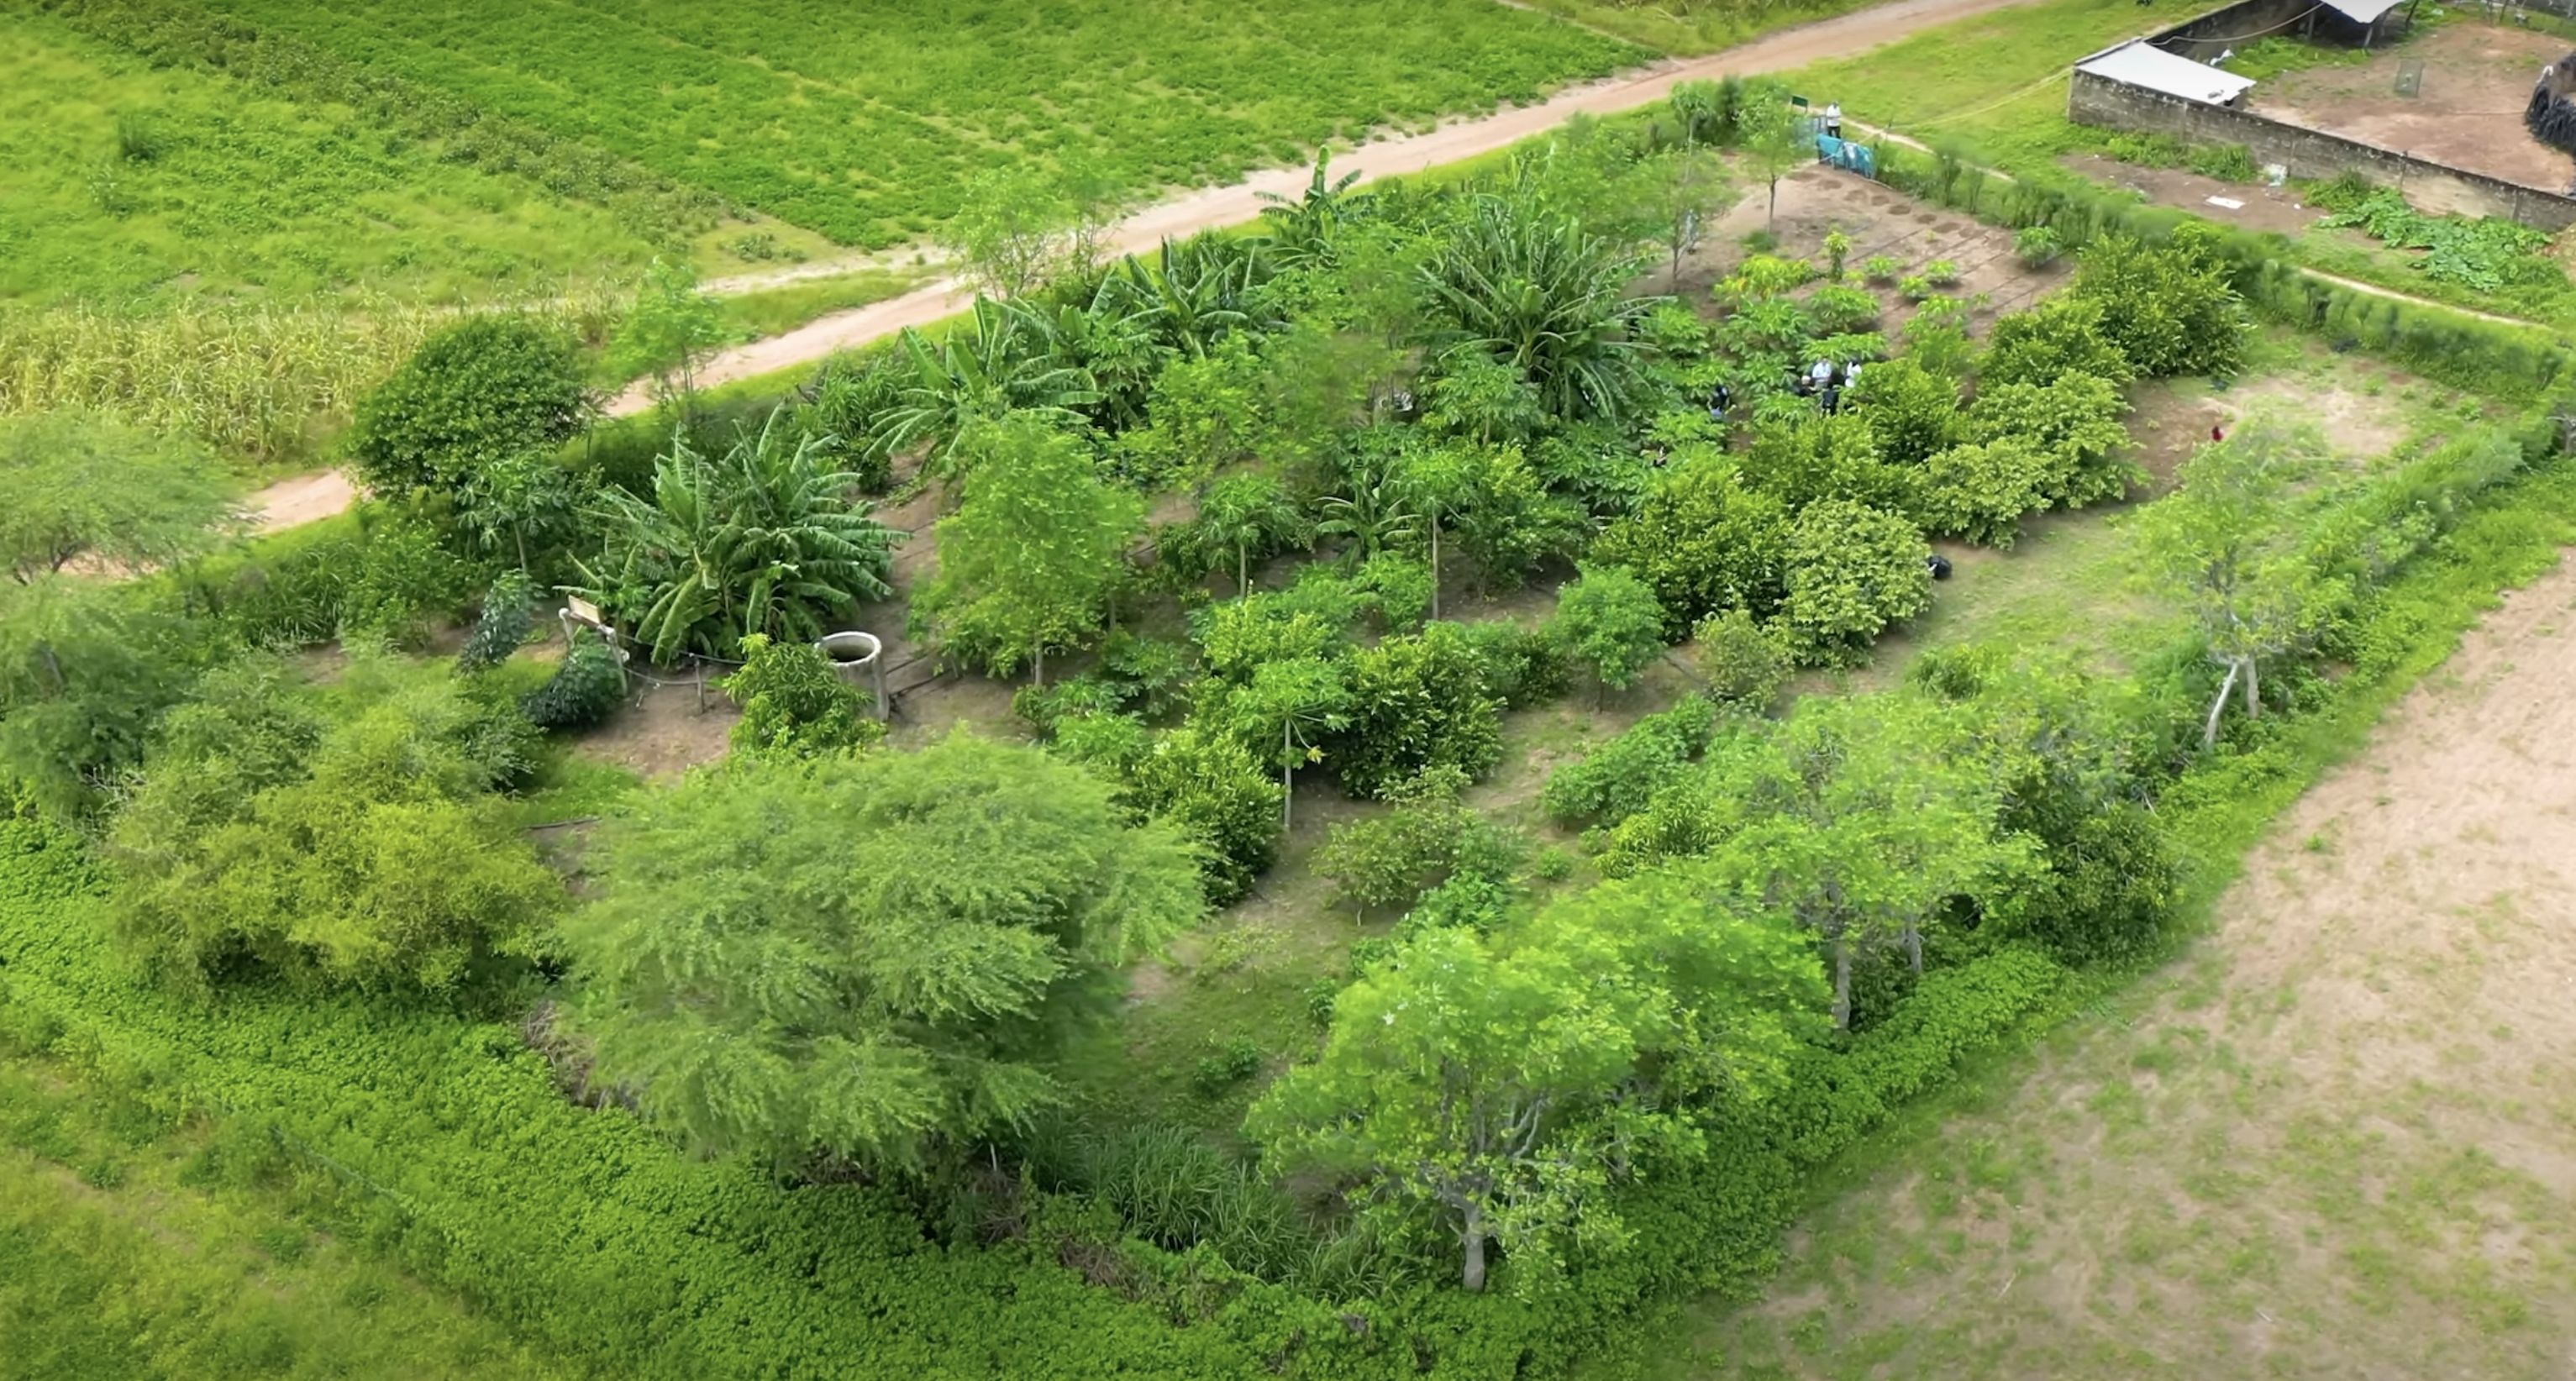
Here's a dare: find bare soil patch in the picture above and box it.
[2256,24,2573,196]
[1675,556,2576,1381]
[2061,154,2324,237]
[1689,166,2068,328]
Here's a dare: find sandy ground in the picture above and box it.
[1679,554,2576,1381]
[248,470,355,534]
[2257,22,2573,193]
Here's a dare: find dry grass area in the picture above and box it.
[1664,558,2576,1381]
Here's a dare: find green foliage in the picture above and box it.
[1590,452,1793,637]
[610,258,729,412]
[1845,357,1963,468]
[0,411,239,581]
[1315,766,1520,919]
[1552,563,1669,695]
[1331,622,1506,798]
[1539,693,1725,828]
[1914,436,2051,548]
[1780,500,1932,667]
[2012,223,2062,268]
[455,570,536,675]
[563,733,1201,1172]
[1191,472,1308,597]
[1804,283,1879,334]
[107,659,553,995]
[1970,370,2140,511]
[2314,187,2557,293]
[519,628,625,732]
[1454,617,1571,708]
[1748,410,1909,512]
[0,577,199,821]
[1861,253,1903,284]
[2185,142,2259,183]
[1418,195,1652,423]
[1249,870,1827,1292]
[916,416,1142,683]
[2069,230,2248,379]
[350,315,591,501]
[1058,719,1285,907]
[580,408,896,665]
[1692,607,1794,712]
[1979,293,2135,389]
[721,634,881,760]
[1191,1037,1264,1095]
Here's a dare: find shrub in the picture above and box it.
[456,570,537,675]
[1538,693,1723,828]
[1591,454,1794,637]
[1981,294,2135,389]
[1122,724,1285,907]
[349,315,591,500]
[521,629,626,731]
[2187,143,2261,183]
[1551,564,1669,696]
[723,634,881,760]
[1862,253,1903,284]
[1780,500,1932,666]
[1969,371,2139,510]
[1331,624,1506,797]
[1915,438,2051,547]
[1315,767,1520,916]
[1846,357,1964,468]
[1922,259,1961,287]
[1805,283,1881,334]
[1454,617,1569,708]
[1692,608,1794,712]
[1896,274,1932,302]
[2013,224,2062,268]
[1193,1037,1264,1095]
[2069,230,2248,379]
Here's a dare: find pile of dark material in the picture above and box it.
[2524,52,2576,159]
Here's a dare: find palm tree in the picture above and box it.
[579,409,899,665]
[1006,283,1166,433]
[1111,231,1270,359]
[869,298,1101,482]
[1417,196,1659,424]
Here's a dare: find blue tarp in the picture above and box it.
[1815,134,1876,178]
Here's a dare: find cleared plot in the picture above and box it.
[1662,559,2576,1380]
[2254,23,2574,196]
[179,0,1642,246]
[0,8,657,305]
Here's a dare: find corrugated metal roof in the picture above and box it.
[2076,39,2259,104]
[2318,0,2405,24]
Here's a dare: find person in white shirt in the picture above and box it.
[1823,102,1843,139]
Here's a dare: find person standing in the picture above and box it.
[1823,102,1843,139]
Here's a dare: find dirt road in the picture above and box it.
[1677,559,2576,1379]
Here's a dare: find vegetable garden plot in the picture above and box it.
[176,0,1643,245]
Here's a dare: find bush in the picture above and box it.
[1453,617,1569,708]
[1552,564,1669,696]
[2069,229,2248,379]
[521,629,626,731]
[1331,624,1506,797]
[1314,767,1520,916]
[1915,438,2051,547]
[1192,1037,1264,1095]
[2187,143,2261,183]
[1980,294,2136,389]
[1122,724,1285,907]
[1692,608,1794,712]
[2013,224,2062,268]
[1862,254,1903,284]
[1922,259,1960,287]
[1805,283,1880,334]
[349,315,591,500]
[1969,371,2140,511]
[457,570,537,675]
[1591,454,1794,637]
[1538,693,1723,828]
[1846,357,1964,468]
[723,634,881,759]
[1780,500,1932,666]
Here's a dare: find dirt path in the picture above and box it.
[1674,557,2576,1380]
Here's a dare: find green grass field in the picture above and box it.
[171,0,1642,247]
[0,8,663,307]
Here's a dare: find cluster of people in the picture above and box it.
[1791,357,1862,414]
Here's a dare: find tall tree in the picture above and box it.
[2133,412,2342,748]
[1249,870,1825,1292]
[563,733,1202,1172]
[938,167,1079,300]
[1223,654,1350,828]
[1646,146,1736,283]
[1391,443,1475,621]
[1735,86,1807,224]
[1603,694,2032,1029]
[914,415,1141,685]
[0,411,241,580]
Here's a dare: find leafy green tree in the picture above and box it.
[1691,609,1794,712]
[938,167,1079,300]
[580,408,897,664]
[1422,354,1547,449]
[1914,437,2050,547]
[1969,373,2138,510]
[2133,412,2341,748]
[0,411,241,580]
[1646,146,1735,281]
[1314,765,1520,921]
[1333,622,1506,798]
[1601,694,2031,1028]
[1453,444,1585,596]
[1780,500,1932,667]
[1108,336,1271,491]
[1590,451,1794,637]
[1317,441,1421,562]
[562,733,1201,1171]
[723,633,881,759]
[1845,358,1964,469]
[108,659,554,995]
[1746,412,1907,513]
[0,578,198,819]
[1391,443,1475,621]
[1735,84,1807,223]
[914,416,1142,685]
[1553,564,1668,702]
[456,449,588,575]
[1418,196,1652,423]
[351,314,592,501]
[610,258,728,419]
[1192,472,1309,597]
[1249,869,1825,1291]
[521,628,626,730]
[1222,654,1350,828]
[1255,151,1366,271]
[1121,723,1285,906]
